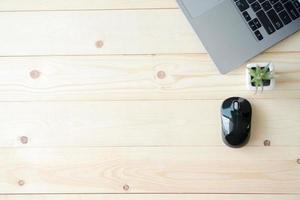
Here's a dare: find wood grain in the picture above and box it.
[0,99,299,147]
[0,10,299,56]
[0,147,299,194]
[0,53,299,101]
[0,0,299,198]
[1,194,300,200]
[0,0,177,11]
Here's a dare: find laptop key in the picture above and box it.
[274,2,284,12]
[262,1,272,11]
[243,11,252,21]
[253,18,262,28]
[251,2,262,12]
[267,9,284,30]
[256,10,276,34]
[236,0,250,12]
[289,0,300,13]
[254,30,264,40]
[292,0,300,8]
[278,10,292,24]
[249,20,258,30]
[284,1,300,20]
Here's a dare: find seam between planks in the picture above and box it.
[0,8,179,13]
[0,52,300,57]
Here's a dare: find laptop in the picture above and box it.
[177,0,300,74]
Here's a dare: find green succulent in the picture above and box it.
[249,63,273,93]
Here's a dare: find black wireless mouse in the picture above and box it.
[221,97,252,148]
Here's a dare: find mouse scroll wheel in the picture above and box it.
[233,101,240,111]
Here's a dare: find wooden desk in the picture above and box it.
[0,1,299,199]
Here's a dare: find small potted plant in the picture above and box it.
[246,63,275,93]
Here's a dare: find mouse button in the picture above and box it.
[221,101,231,110]
[245,104,252,113]
[242,112,251,118]
[239,98,251,109]
[222,97,237,108]
[221,115,233,135]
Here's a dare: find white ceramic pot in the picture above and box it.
[246,63,275,91]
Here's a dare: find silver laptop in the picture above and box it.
[177,0,300,74]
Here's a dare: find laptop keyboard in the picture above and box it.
[234,0,300,41]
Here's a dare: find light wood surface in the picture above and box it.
[0,0,178,10]
[0,0,299,199]
[1,195,300,200]
[0,53,299,101]
[0,147,299,193]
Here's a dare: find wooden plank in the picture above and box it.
[0,10,299,56]
[0,99,299,147]
[0,147,299,193]
[1,194,300,200]
[0,53,299,101]
[0,0,177,11]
